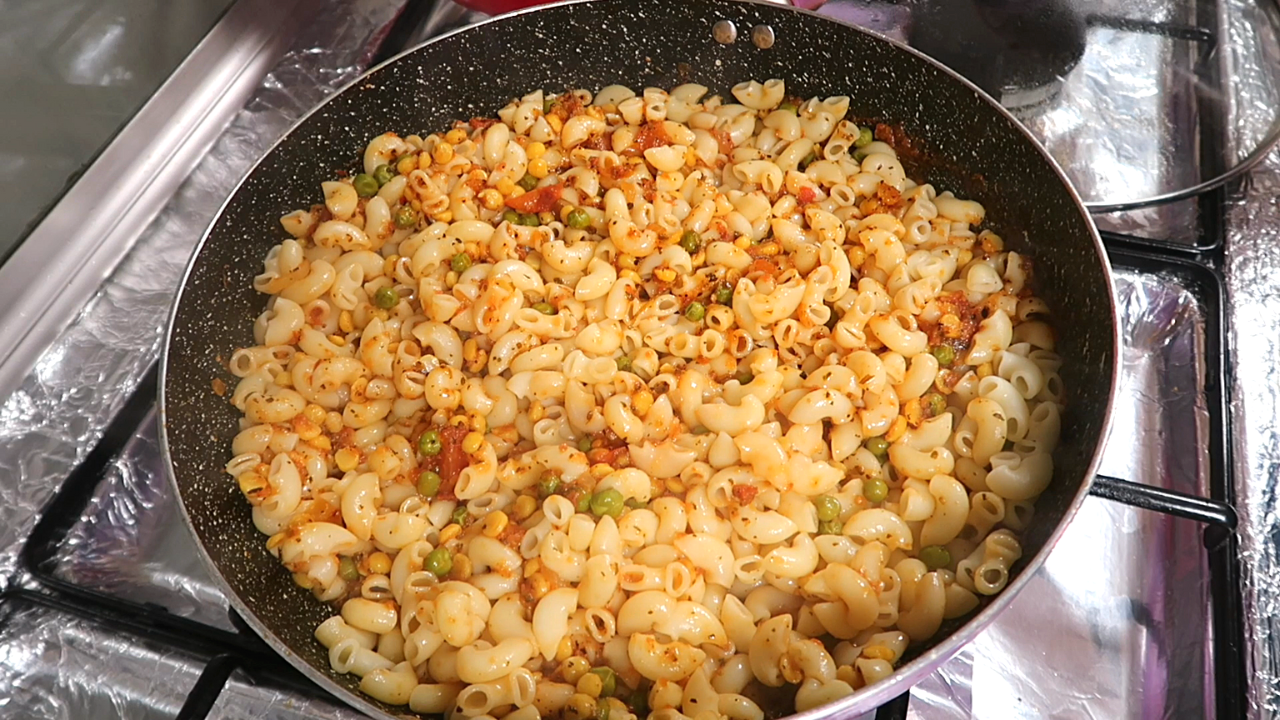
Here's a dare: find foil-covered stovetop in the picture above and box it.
[1,0,1278,718]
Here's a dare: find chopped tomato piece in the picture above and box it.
[711,128,734,155]
[623,121,673,156]
[746,258,780,279]
[504,183,564,213]
[425,424,470,501]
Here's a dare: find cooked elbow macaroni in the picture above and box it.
[227,80,1063,719]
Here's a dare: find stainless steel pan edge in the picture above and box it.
[158,1,1120,717]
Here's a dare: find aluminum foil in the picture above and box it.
[208,669,367,719]
[53,411,234,631]
[0,0,408,582]
[1222,0,1280,716]
[0,597,205,718]
[1225,154,1280,720]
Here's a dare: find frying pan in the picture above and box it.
[160,0,1119,716]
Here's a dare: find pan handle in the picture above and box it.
[1089,475,1236,529]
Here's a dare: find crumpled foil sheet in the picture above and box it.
[1225,163,1280,718]
[0,598,205,719]
[53,411,235,631]
[0,0,408,581]
[1223,0,1280,717]
[208,669,366,719]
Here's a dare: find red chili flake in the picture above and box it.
[731,484,759,505]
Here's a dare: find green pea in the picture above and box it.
[679,230,701,254]
[736,370,754,386]
[863,477,889,504]
[503,208,521,225]
[575,491,594,514]
[624,497,646,510]
[931,344,956,366]
[627,688,649,716]
[779,101,799,115]
[538,476,561,498]
[373,286,399,310]
[418,429,442,456]
[864,436,889,458]
[589,667,618,698]
[353,173,379,197]
[338,556,359,582]
[373,163,396,186]
[518,173,539,191]
[520,212,539,227]
[567,208,592,229]
[578,436,594,453]
[714,284,733,306]
[814,495,841,522]
[855,126,875,148]
[451,505,469,526]
[425,547,454,577]
[684,302,706,323]
[590,488,625,518]
[919,545,952,570]
[417,470,442,497]
[853,147,872,162]
[394,205,418,229]
[533,301,557,315]
[451,252,472,274]
[926,393,947,417]
[616,355,632,372]
[818,519,843,536]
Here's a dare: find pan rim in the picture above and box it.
[158,0,1122,717]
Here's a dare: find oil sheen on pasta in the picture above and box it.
[225,79,1063,719]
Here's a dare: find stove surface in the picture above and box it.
[0,0,1267,718]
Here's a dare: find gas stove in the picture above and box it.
[2,0,1278,718]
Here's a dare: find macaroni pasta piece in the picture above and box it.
[228,79,1064,719]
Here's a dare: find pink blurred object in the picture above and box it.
[451,0,826,16]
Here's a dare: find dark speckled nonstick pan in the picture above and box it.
[160,0,1118,717]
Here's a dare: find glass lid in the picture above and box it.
[819,0,1280,211]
